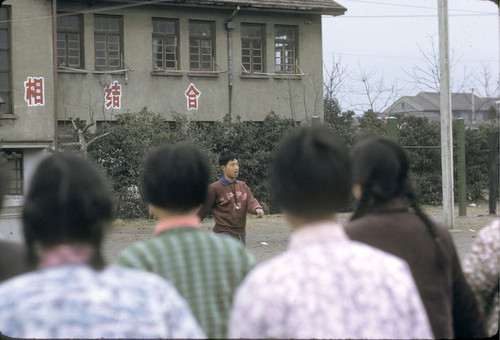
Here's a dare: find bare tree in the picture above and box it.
[323,55,350,108]
[472,63,499,100]
[60,107,109,157]
[351,64,400,113]
[404,36,472,93]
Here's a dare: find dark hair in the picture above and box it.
[23,153,113,270]
[142,143,211,212]
[271,126,352,220]
[350,135,449,269]
[219,151,238,167]
[0,166,8,211]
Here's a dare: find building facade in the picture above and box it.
[384,92,498,126]
[0,0,346,240]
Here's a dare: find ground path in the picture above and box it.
[104,204,498,264]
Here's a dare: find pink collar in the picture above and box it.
[154,215,201,236]
[38,244,93,270]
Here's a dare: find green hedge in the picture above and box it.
[76,107,497,218]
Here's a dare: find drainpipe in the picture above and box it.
[52,0,59,150]
[226,6,240,125]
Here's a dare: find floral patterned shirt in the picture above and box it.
[0,265,205,339]
[463,219,499,337]
[228,222,433,339]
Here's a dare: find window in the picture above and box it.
[274,25,297,73]
[0,7,11,115]
[2,150,23,195]
[189,21,214,71]
[241,23,264,73]
[57,14,83,68]
[152,18,178,70]
[94,15,122,70]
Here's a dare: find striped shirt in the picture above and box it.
[115,225,256,339]
[0,265,205,338]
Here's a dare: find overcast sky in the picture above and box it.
[322,0,499,113]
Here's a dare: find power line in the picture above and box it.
[340,0,496,14]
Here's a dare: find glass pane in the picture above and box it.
[0,8,7,22]
[108,35,119,43]
[94,16,104,30]
[241,25,262,38]
[68,41,79,49]
[0,51,8,69]
[153,44,163,54]
[95,50,105,58]
[69,57,80,66]
[0,29,8,49]
[0,94,10,114]
[190,22,211,36]
[69,49,79,57]
[109,51,118,59]
[57,40,66,49]
[153,37,163,45]
[95,42,106,51]
[57,56,66,65]
[96,58,106,66]
[0,73,8,91]
[95,34,105,43]
[109,59,119,67]
[109,42,119,51]
[110,18,119,31]
[58,15,79,29]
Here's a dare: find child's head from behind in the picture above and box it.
[271,126,352,221]
[352,135,410,204]
[142,143,211,213]
[23,152,114,268]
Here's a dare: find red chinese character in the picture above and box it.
[104,81,121,109]
[185,83,201,110]
[24,77,44,106]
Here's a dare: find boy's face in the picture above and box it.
[221,159,239,181]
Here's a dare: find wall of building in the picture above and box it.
[56,2,325,123]
[2,0,55,141]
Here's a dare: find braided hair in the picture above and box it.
[23,153,113,270]
[350,136,449,269]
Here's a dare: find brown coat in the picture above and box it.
[197,178,262,236]
[344,200,486,339]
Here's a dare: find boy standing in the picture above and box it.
[197,151,263,245]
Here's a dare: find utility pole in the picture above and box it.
[471,88,475,125]
[438,0,454,228]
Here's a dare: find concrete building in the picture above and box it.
[0,0,346,240]
[383,92,498,126]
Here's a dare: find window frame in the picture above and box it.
[0,6,11,115]
[94,14,123,71]
[189,20,215,71]
[2,150,23,195]
[57,14,84,69]
[241,23,265,74]
[152,18,179,71]
[274,25,298,74]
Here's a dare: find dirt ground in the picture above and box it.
[103,203,499,265]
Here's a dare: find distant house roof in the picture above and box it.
[384,92,498,115]
[90,0,347,15]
